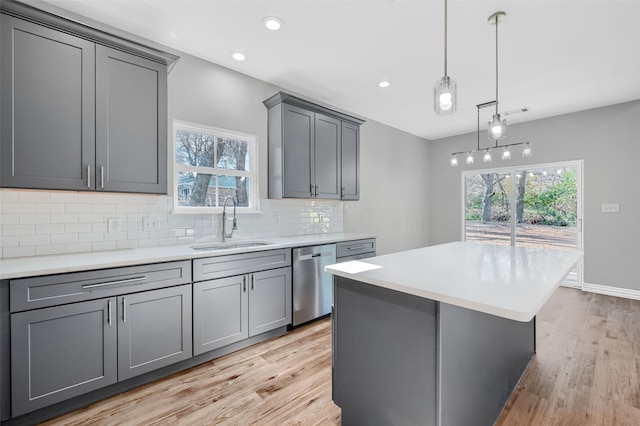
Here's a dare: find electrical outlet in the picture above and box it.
[142,216,159,231]
[107,217,121,233]
[601,203,620,213]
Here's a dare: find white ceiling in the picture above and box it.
[40,0,640,140]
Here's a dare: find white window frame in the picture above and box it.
[172,120,260,214]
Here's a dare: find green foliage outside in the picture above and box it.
[465,168,577,227]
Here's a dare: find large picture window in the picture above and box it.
[173,121,259,213]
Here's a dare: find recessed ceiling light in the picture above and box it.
[378,81,390,88]
[263,16,283,31]
[231,51,246,61]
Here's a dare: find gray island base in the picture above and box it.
[332,277,535,426]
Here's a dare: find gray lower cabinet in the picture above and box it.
[10,277,192,417]
[193,275,248,355]
[117,285,192,381]
[193,268,292,356]
[0,5,175,194]
[193,250,292,356]
[10,298,117,416]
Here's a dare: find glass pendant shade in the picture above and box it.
[483,149,492,163]
[450,154,458,166]
[465,152,474,165]
[501,146,511,160]
[522,142,532,157]
[434,76,457,115]
[488,114,507,141]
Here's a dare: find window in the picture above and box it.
[173,120,259,213]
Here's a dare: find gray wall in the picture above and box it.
[167,52,430,256]
[344,121,430,254]
[428,100,640,291]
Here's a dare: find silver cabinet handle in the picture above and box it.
[123,298,127,323]
[243,276,247,292]
[108,300,112,326]
[315,184,319,197]
[251,274,255,290]
[347,245,369,251]
[82,276,146,289]
[87,165,91,188]
[341,186,345,198]
[310,184,314,196]
[100,166,104,189]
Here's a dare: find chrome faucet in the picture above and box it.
[222,198,237,242]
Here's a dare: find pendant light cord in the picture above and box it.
[444,0,448,77]
[495,14,499,115]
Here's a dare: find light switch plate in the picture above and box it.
[601,203,620,213]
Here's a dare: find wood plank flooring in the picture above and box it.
[42,288,640,426]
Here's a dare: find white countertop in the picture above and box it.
[325,241,583,322]
[0,233,375,279]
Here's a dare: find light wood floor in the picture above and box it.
[42,287,640,426]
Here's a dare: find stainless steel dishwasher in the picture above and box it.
[292,244,336,326]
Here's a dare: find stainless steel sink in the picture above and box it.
[190,241,273,251]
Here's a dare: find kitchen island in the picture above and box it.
[325,241,583,426]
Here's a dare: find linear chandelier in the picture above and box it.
[449,101,532,166]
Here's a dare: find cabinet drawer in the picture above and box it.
[336,239,376,258]
[10,261,191,312]
[193,249,291,282]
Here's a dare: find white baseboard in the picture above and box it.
[581,282,640,301]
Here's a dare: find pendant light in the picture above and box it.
[488,11,506,140]
[434,0,457,115]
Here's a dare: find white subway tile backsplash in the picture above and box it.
[51,233,79,244]
[19,191,50,203]
[3,224,35,236]
[3,246,36,258]
[65,223,92,233]
[1,191,344,259]
[65,242,92,254]
[19,214,50,224]
[50,213,79,224]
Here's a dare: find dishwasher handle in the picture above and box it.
[298,251,333,261]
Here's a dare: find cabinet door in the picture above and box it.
[314,113,341,199]
[0,15,95,191]
[249,267,292,337]
[96,45,168,194]
[117,285,192,381]
[10,298,117,416]
[193,275,249,355]
[341,122,360,200]
[282,104,314,198]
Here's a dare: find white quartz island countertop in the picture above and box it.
[0,232,374,280]
[325,241,584,322]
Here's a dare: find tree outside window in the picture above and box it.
[173,121,257,212]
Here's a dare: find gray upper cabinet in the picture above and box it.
[340,122,360,200]
[0,15,96,191]
[264,92,365,200]
[96,46,167,193]
[314,114,342,199]
[11,298,117,416]
[0,2,177,194]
